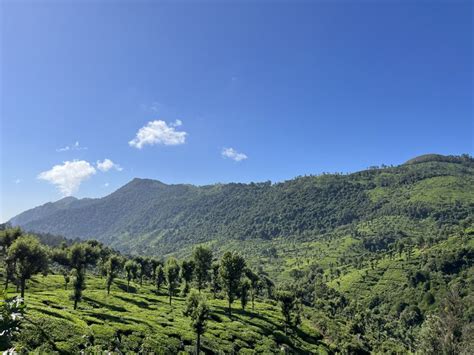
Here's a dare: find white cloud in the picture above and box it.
[96,159,123,172]
[171,119,182,127]
[14,179,21,184]
[104,182,110,187]
[56,141,88,152]
[221,147,248,162]
[38,160,96,196]
[129,120,187,149]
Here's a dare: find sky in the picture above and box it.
[1,0,472,222]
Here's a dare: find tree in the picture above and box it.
[8,236,49,298]
[134,256,147,286]
[83,242,101,272]
[241,280,250,310]
[219,251,246,316]
[1,228,23,290]
[276,290,300,334]
[105,255,123,294]
[418,288,472,354]
[181,260,195,295]
[210,262,220,299]
[124,260,138,292]
[51,247,71,290]
[149,258,161,280]
[165,258,180,305]
[245,268,260,310]
[184,291,209,355]
[0,227,22,254]
[193,246,213,293]
[155,264,165,293]
[68,243,87,310]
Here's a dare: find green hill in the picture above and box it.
[10,155,474,258]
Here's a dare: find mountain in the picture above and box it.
[10,154,474,257]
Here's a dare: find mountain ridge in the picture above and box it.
[9,154,474,256]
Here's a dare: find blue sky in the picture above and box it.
[1,1,472,221]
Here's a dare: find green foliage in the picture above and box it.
[0,294,25,349]
[276,290,301,334]
[124,260,138,292]
[219,252,246,316]
[155,264,165,293]
[164,257,181,305]
[181,259,195,295]
[105,255,123,294]
[240,280,250,310]
[8,236,49,298]
[193,246,213,292]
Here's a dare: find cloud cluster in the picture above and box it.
[38,158,122,196]
[56,141,87,152]
[129,120,187,149]
[96,159,123,172]
[38,160,96,196]
[221,147,248,162]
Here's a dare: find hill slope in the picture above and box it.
[10,154,474,257]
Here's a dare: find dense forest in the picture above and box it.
[2,154,473,353]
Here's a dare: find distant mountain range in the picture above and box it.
[10,154,474,256]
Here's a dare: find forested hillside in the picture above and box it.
[10,154,474,257]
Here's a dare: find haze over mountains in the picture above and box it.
[9,154,473,257]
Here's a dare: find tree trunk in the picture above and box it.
[20,278,26,298]
[196,332,201,355]
[127,279,130,293]
[74,298,78,310]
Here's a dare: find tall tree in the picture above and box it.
[276,290,300,334]
[164,258,180,305]
[105,255,123,294]
[1,228,23,290]
[134,256,147,286]
[155,264,165,293]
[219,252,246,316]
[184,291,209,355]
[68,243,87,310]
[149,258,161,281]
[8,235,49,298]
[124,260,138,292]
[193,246,213,293]
[245,269,260,311]
[241,280,250,311]
[181,260,195,295]
[51,247,71,290]
[210,262,220,299]
[83,241,101,273]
